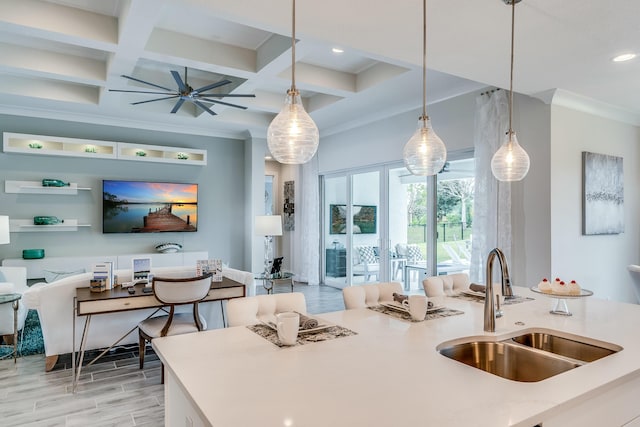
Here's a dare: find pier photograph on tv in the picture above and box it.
[103,180,198,233]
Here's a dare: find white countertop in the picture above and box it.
[152,287,640,427]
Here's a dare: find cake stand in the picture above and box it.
[530,286,593,316]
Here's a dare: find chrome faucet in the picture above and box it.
[484,248,513,332]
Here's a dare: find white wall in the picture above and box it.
[318,92,478,174]
[0,115,249,271]
[550,106,640,303]
[509,95,552,288]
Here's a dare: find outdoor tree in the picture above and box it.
[438,179,474,227]
[406,183,427,225]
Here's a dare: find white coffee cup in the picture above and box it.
[276,312,300,345]
[402,295,428,321]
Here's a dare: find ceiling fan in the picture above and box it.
[109,67,255,116]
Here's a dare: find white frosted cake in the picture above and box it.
[537,278,552,293]
[567,280,581,295]
[550,278,570,294]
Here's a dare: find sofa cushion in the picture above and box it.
[43,268,86,283]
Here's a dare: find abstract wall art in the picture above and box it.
[582,151,624,235]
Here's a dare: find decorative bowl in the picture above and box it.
[155,243,182,253]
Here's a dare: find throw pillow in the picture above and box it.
[0,271,5,282]
[43,268,86,283]
[357,246,377,264]
[406,245,423,262]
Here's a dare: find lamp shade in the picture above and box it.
[491,131,530,181]
[255,215,283,236]
[0,215,10,245]
[267,91,319,164]
[403,116,447,176]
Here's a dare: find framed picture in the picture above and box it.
[329,204,377,234]
[132,258,152,281]
[582,151,624,235]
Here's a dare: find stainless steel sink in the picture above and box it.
[438,340,581,382]
[511,332,620,363]
[437,330,621,382]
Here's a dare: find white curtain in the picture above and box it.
[291,156,320,285]
[470,90,512,284]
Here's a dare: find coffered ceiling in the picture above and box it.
[0,0,638,140]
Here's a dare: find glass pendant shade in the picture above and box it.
[403,116,447,176]
[267,90,319,164]
[491,131,530,181]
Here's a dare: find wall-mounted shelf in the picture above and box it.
[9,219,91,232]
[3,132,116,159]
[5,180,91,195]
[117,142,207,165]
[3,132,207,166]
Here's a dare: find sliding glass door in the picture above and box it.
[321,154,474,289]
[322,169,381,288]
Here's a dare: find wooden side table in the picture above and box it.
[0,293,21,363]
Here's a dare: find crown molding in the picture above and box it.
[533,89,640,126]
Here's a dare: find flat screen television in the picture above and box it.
[329,204,377,234]
[103,180,198,233]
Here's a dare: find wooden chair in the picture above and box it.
[138,273,212,377]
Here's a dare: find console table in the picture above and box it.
[72,277,244,391]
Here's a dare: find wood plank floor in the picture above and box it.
[0,284,345,427]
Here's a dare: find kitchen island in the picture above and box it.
[152,287,640,427]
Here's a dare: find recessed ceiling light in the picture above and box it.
[612,53,636,62]
[332,47,344,54]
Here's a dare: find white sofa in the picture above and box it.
[23,265,254,371]
[0,266,29,337]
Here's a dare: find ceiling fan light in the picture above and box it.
[403,116,446,176]
[267,90,319,164]
[491,131,530,181]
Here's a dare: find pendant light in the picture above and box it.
[267,0,319,165]
[491,0,530,181]
[403,0,446,176]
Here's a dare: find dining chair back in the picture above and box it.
[138,273,212,373]
[422,273,470,298]
[342,282,403,310]
[226,293,307,327]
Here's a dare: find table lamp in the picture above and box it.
[0,215,10,245]
[255,215,283,276]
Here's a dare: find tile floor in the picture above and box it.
[0,284,346,427]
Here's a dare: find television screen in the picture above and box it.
[329,204,377,234]
[103,180,198,233]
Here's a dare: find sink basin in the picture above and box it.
[438,329,622,382]
[438,340,581,382]
[511,332,620,363]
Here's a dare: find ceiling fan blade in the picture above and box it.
[200,97,248,110]
[194,100,217,116]
[131,95,180,105]
[109,89,177,95]
[171,70,188,93]
[120,75,173,91]
[197,93,256,98]
[194,79,232,93]
[170,98,186,114]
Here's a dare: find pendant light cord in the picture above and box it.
[508,0,515,135]
[421,0,427,121]
[291,0,297,93]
